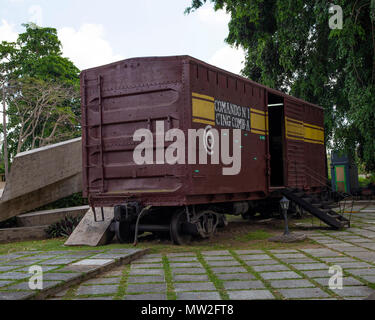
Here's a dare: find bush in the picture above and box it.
[0,217,18,229]
[31,193,88,212]
[45,215,82,238]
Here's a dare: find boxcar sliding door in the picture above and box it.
[284,98,306,189]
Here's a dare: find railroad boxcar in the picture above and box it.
[80,55,334,245]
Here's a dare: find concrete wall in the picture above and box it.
[0,138,83,222]
[17,206,89,227]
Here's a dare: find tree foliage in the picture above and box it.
[187,1,375,172]
[0,23,80,159]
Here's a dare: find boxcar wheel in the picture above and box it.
[170,210,192,245]
[114,220,135,244]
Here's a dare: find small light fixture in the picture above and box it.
[280,196,290,235]
[280,196,290,211]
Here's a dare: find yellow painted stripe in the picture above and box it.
[251,128,268,135]
[251,113,267,132]
[285,118,325,145]
[192,98,215,121]
[304,123,324,131]
[192,92,214,102]
[305,126,324,143]
[193,118,215,126]
[251,108,266,115]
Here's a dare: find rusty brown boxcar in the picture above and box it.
[81,55,338,245]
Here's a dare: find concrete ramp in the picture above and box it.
[64,208,114,247]
[0,138,82,222]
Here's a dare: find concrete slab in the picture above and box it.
[216,273,256,281]
[127,283,166,293]
[227,290,274,300]
[72,259,114,266]
[128,276,165,283]
[64,208,114,247]
[223,280,265,290]
[270,279,315,289]
[279,288,330,299]
[17,206,89,227]
[124,294,166,300]
[260,271,302,280]
[174,282,216,292]
[0,138,82,223]
[76,284,119,296]
[173,274,209,282]
[177,292,221,300]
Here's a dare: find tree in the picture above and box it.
[186,1,375,172]
[0,23,80,162]
[8,78,78,154]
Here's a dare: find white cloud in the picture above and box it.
[196,5,230,25]
[209,46,246,75]
[0,19,18,43]
[28,5,43,26]
[58,24,123,70]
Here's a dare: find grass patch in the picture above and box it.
[196,252,229,300]
[235,230,272,242]
[114,265,130,300]
[162,255,176,300]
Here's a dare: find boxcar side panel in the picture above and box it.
[81,57,189,207]
[187,61,268,199]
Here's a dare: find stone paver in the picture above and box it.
[0,272,30,280]
[174,282,216,292]
[0,291,33,300]
[253,265,290,272]
[260,271,302,280]
[0,280,13,288]
[125,294,167,300]
[76,285,119,296]
[244,260,279,266]
[127,283,166,293]
[330,286,375,298]
[291,263,329,271]
[173,274,209,282]
[227,290,274,300]
[211,267,247,274]
[279,288,330,299]
[177,292,221,300]
[129,269,164,276]
[131,263,163,269]
[314,277,364,287]
[206,261,240,267]
[202,251,230,256]
[270,279,315,289]
[203,256,235,261]
[223,280,265,290]
[216,273,256,281]
[240,254,271,261]
[128,276,165,283]
[172,268,206,275]
[170,263,203,268]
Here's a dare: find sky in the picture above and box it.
[0,0,245,74]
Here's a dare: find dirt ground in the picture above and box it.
[131,214,324,252]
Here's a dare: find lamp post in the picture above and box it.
[280,196,290,235]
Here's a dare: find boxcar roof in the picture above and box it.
[81,55,323,111]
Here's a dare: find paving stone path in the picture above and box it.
[0,248,142,300]
[46,207,375,300]
[2,206,375,300]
